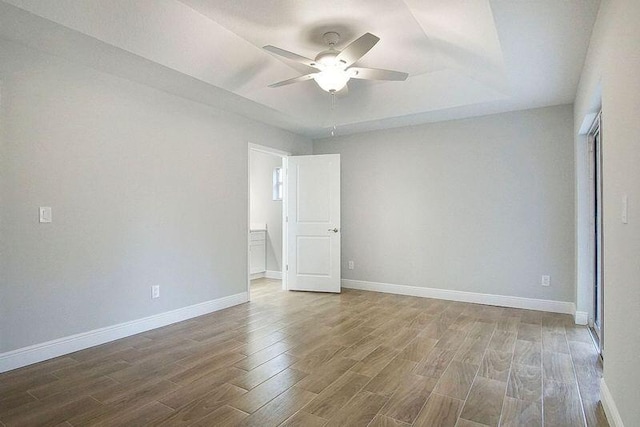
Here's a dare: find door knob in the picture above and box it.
[328,228,339,233]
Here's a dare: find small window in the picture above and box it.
[273,167,283,201]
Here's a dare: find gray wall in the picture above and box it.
[249,150,283,272]
[314,105,575,303]
[575,0,640,424]
[0,40,311,353]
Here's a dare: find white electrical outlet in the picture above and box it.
[152,285,160,299]
[39,207,52,223]
[541,275,550,287]
[348,260,354,270]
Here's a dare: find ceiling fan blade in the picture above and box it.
[348,67,409,81]
[263,45,319,69]
[335,33,380,67]
[268,73,317,88]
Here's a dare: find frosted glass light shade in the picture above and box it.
[313,67,349,92]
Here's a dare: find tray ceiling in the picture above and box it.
[0,0,599,137]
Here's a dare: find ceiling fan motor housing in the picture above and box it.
[315,32,345,68]
[315,49,342,68]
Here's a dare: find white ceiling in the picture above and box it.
[0,0,600,137]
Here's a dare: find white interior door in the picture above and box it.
[287,154,341,293]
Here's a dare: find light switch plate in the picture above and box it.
[39,207,52,223]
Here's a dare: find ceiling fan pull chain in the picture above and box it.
[330,92,337,137]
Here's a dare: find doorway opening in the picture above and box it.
[589,112,604,355]
[248,143,289,301]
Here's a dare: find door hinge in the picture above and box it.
[286,216,288,223]
[286,265,289,271]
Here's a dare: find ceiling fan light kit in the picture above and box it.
[264,31,408,94]
[313,67,350,93]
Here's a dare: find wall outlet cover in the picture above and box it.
[39,207,52,223]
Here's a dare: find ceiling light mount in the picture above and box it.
[322,31,340,47]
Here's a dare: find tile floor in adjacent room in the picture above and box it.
[0,278,608,426]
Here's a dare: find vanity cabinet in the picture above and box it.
[250,230,266,274]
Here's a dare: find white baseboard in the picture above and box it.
[250,271,282,280]
[265,270,282,280]
[341,279,575,315]
[574,311,589,325]
[0,292,248,374]
[600,378,625,427]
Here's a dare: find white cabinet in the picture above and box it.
[250,230,266,274]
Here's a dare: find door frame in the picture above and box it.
[587,113,604,355]
[247,143,290,301]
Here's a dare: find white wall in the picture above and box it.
[314,105,575,304]
[573,0,611,329]
[575,0,640,425]
[249,150,283,273]
[0,40,311,354]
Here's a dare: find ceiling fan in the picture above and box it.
[263,32,409,93]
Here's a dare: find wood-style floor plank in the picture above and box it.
[542,351,577,383]
[500,396,542,427]
[280,409,327,426]
[369,414,411,426]
[398,336,438,362]
[230,353,298,390]
[0,396,103,427]
[543,379,586,427]
[487,330,517,353]
[364,357,417,397]
[507,363,542,402]
[302,370,370,419]
[159,366,246,409]
[227,368,307,414]
[459,377,506,426]
[478,349,511,382]
[190,405,249,427]
[513,339,542,367]
[92,401,175,427]
[350,346,399,377]
[324,390,388,426]
[380,374,437,424]
[236,386,316,427]
[413,393,463,427]
[294,357,357,394]
[414,347,457,378]
[0,278,607,427]
[432,361,479,400]
[154,382,246,426]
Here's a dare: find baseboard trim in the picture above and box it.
[265,270,283,280]
[342,279,575,315]
[600,378,625,427]
[0,292,248,374]
[250,272,265,280]
[574,311,589,325]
